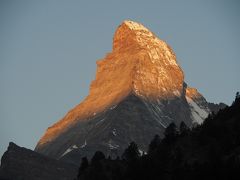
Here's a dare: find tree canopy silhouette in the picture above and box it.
[148,134,161,154]
[122,142,140,162]
[91,151,105,164]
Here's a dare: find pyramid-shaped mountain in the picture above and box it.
[35,20,215,164]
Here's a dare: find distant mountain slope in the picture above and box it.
[0,143,78,180]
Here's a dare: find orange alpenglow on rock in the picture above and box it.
[186,87,203,100]
[36,20,187,149]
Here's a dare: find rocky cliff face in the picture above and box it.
[186,87,211,124]
[35,20,216,164]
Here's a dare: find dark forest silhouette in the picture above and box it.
[76,93,240,180]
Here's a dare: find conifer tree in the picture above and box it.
[122,142,140,162]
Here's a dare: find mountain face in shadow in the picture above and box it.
[34,20,223,164]
[76,95,240,180]
[0,142,78,180]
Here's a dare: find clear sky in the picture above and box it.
[0,0,239,157]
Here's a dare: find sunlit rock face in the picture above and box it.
[35,20,214,164]
[113,20,184,99]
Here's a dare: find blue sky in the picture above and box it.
[0,0,239,157]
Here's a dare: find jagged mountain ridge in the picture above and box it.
[35,20,218,164]
[36,20,185,148]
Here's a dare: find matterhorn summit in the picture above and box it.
[35,20,215,164]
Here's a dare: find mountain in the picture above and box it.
[34,20,223,165]
[0,142,78,180]
[76,94,240,180]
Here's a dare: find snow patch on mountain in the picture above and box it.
[108,140,119,150]
[112,129,117,136]
[81,140,87,148]
[61,145,78,157]
[186,97,209,124]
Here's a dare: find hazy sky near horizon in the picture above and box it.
[0,0,239,157]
